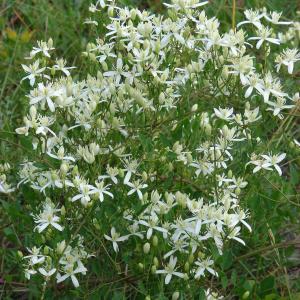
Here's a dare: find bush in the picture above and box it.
[1,0,300,298]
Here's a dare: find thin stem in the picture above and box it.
[232,0,236,30]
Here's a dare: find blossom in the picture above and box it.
[23,247,45,266]
[21,60,48,86]
[164,0,208,11]
[104,227,129,252]
[32,201,63,233]
[29,82,62,112]
[139,213,168,239]
[194,257,218,278]
[29,39,55,58]
[52,58,76,76]
[126,179,148,200]
[266,97,294,119]
[248,26,280,49]
[237,9,263,29]
[57,264,87,288]
[71,183,96,206]
[213,107,234,121]
[38,267,56,278]
[156,256,185,284]
[264,12,293,25]
[47,146,75,162]
[247,155,272,173]
[261,152,286,176]
[275,48,300,74]
[91,180,114,202]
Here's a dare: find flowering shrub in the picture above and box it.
[1,0,300,298]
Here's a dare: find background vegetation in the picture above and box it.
[0,0,300,299]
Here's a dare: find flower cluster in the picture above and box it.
[13,0,299,297]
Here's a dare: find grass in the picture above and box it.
[0,0,300,299]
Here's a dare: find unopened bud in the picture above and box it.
[143,242,151,254]
[151,265,157,274]
[153,257,159,267]
[152,235,158,247]
[172,292,180,300]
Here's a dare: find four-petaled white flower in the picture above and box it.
[126,179,148,200]
[194,257,218,279]
[32,202,63,233]
[21,60,48,86]
[57,263,87,288]
[214,107,234,121]
[248,26,280,49]
[156,256,185,284]
[91,180,114,202]
[104,227,129,252]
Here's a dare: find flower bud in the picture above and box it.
[48,38,53,48]
[242,291,250,299]
[142,171,148,182]
[108,6,114,17]
[60,162,69,175]
[17,251,23,258]
[152,235,158,247]
[172,292,180,300]
[191,104,198,112]
[143,242,151,254]
[61,205,66,216]
[153,257,159,267]
[130,9,137,20]
[184,261,190,272]
[188,253,194,263]
[205,124,212,135]
[43,246,50,255]
[151,265,157,274]
[138,263,144,270]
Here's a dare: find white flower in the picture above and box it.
[57,264,87,288]
[275,48,300,74]
[52,58,76,76]
[103,58,131,85]
[156,256,185,285]
[194,257,218,278]
[71,183,96,206]
[32,201,63,233]
[91,180,114,202]
[30,39,55,58]
[24,247,45,265]
[38,267,56,278]
[248,26,280,49]
[237,9,263,29]
[104,227,129,252]
[47,146,75,162]
[126,179,148,200]
[29,83,62,112]
[139,213,168,239]
[264,12,292,25]
[247,155,272,173]
[213,107,234,121]
[21,60,48,86]
[164,0,208,11]
[294,139,300,147]
[227,226,245,245]
[266,97,294,119]
[261,152,286,176]
[0,180,15,193]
